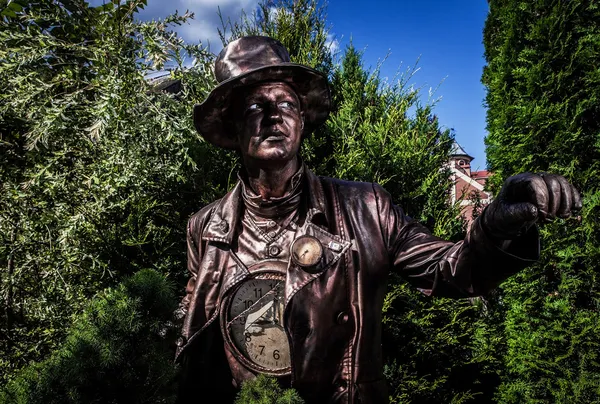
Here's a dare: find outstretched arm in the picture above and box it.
[376,173,580,297]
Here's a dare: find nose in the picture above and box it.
[265,102,283,124]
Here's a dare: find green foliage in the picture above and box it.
[327,45,462,230]
[382,277,500,403]
[0,0,234,383]
[1,0,488,402]
[483,0,600,402]
[0,269,180,404]
[234,374,305,404]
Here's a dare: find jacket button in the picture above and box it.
[176,336,186,347]
[336,311,349,325]
[268,244,281,257]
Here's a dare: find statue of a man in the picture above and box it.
[175,36,581,404]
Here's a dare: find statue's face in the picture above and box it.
[233,82,304,165]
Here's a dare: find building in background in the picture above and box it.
[449,141,492,228]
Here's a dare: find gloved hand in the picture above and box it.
[481,172,582,240]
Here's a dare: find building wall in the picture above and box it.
[448,157,492,229]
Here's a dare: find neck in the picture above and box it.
[243,157,300,199]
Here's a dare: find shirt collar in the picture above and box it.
[237,161,304,200]
[202,163,330,244]
[238,163,304,219]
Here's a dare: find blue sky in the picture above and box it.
[325,1,490,171]
[89,0,490,170]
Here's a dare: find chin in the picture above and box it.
[253,146,296,162]
[258,153,294,164]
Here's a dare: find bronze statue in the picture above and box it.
[175,36,581,403]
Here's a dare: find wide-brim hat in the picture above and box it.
[193,36,332,150]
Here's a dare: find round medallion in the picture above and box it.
[221,264,291,376]
[290,235,323,268]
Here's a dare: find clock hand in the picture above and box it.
[244,302,277,333]
[228,282,283,327]
[272,298,281,325]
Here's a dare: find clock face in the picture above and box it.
[224,275,291,374]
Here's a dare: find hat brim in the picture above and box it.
[193,63,331,150]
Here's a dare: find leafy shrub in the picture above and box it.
[0,269,179,404]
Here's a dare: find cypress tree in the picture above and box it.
[482,0,600,402]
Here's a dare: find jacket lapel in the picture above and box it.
[202,181,243,244]
[198,165,352,313]
[283,168,352,306]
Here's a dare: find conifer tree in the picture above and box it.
[0,269,179,404]
[483,0,600,402]
[234,374,305,404]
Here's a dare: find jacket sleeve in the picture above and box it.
[373,183,540,297]
[180,216,202,316]
[175,205,219,360]
[175,209,236,401]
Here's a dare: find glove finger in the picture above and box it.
[571,183,583,212]
[521,173,549,221]
[556,175,573,218]
[540,173,560,220]
[499,202,538,236]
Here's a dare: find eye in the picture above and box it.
[279,101,294,109]
[246,103,261,112]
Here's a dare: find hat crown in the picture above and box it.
[215,36,292,83]
[195,35,331,150]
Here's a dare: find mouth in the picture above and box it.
[260,130,287,142]
[264,134,286,141]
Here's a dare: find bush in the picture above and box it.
[483,0,600,402]
[0,269,179,404]
[234,374,305,404]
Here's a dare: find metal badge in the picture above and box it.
[290,235,323,268]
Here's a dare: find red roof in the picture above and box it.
[471,170,490,179]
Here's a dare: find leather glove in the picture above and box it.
[481,172,582,240]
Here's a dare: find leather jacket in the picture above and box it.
[175,167,539,404]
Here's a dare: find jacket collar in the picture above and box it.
[202,164,330,243]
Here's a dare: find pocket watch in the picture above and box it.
[221,261,291,376]
[291,235,323,268]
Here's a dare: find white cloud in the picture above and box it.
[325,33,340,56]
[148,0,261,52]
[88,0,261,53]
[88,0,339,59]
[178,17,224,51]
